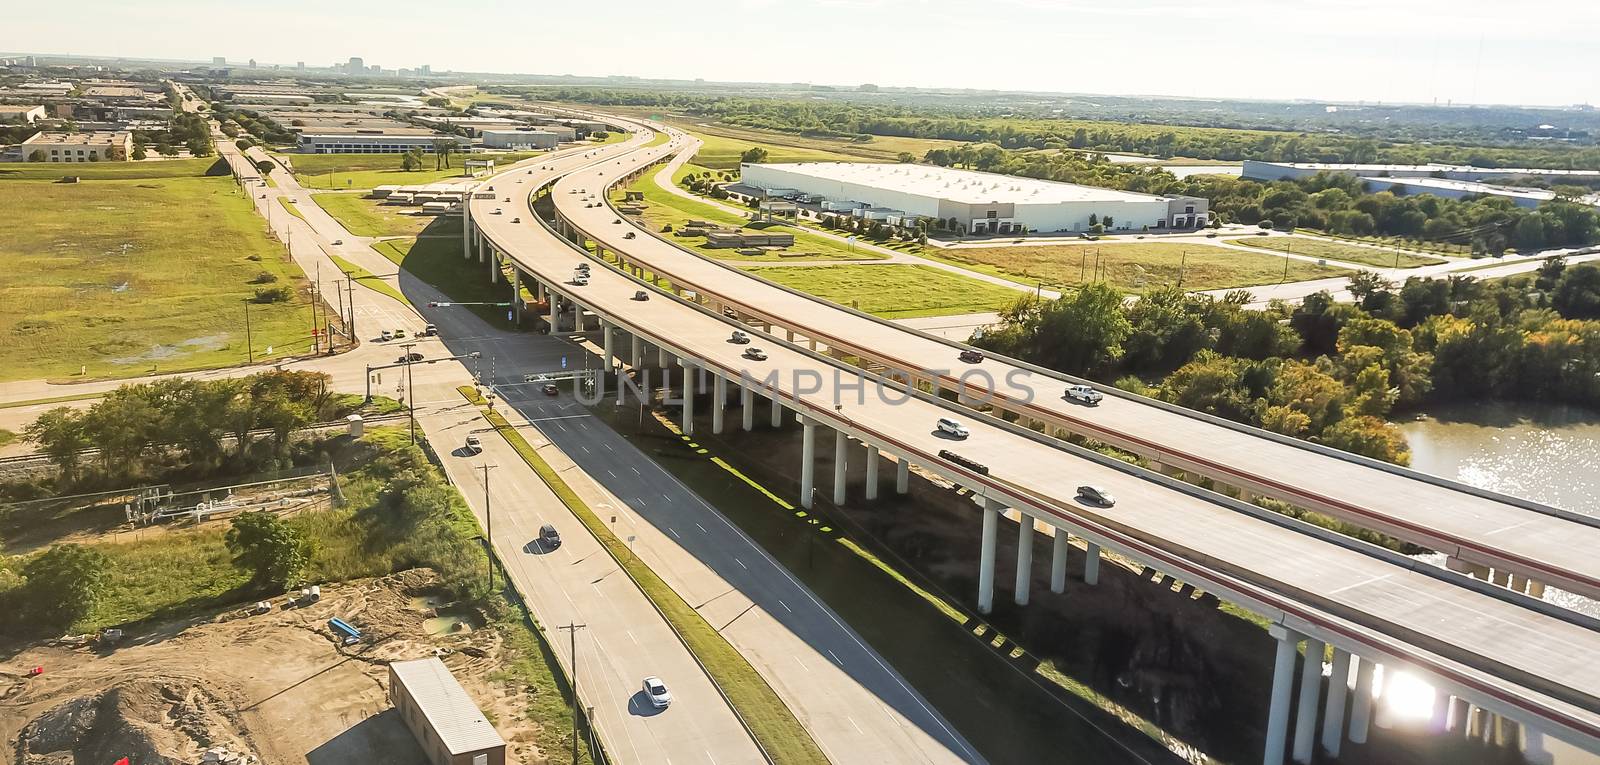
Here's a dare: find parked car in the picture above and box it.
[742,348,768,361]
[632,290,649,301]
[729,330,750,344]
[542,384,559,396]
[464,434,482,454]
[1065,384,1103,405]
[539,523,562,549]
[380,330,394,341]
[958,350,984,364]
[643,676,672,709]
[1077,485,1116,507]
[394,328,406,340]
[936,418,969,439]
[422,324,438,336]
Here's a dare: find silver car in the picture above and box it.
[643,676,672,709]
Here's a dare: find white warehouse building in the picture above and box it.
[740,162,1209,234]
[480,130,558,150]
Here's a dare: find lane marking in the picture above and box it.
[695,523,707,534]
[669,527,681,539]
[778,599,791,613]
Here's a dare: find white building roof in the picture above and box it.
[1264,162,1600,178]
[745,162,1181,205]
[390,658,505,755]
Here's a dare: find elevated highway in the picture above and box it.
[549,123,1600,612]
[462,123,1600,764]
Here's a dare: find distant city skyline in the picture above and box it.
[7,0,1598,107]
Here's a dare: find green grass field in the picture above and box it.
[638,118,963,167]
[744,264,1026,318]
[0,173,313,381]
[933,242,1356,293]
[374,233,518,327]
[311,192,461,238]
[279,152,540,190]
[622,167,882,262]
[1229,236,1447,268]
[0,157,225,181]
[276,196,306,221]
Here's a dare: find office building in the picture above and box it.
[19,131,133,162]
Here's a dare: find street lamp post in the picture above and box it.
[243,300,254,363]
[400,342,418,443]
[480,463,497,589]
[558,622,589,765]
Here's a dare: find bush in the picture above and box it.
[1259,219,1274,230]
[250,271,278,284]
[23,544,110,630]
[253,286,292,303]
[226,511,313,590]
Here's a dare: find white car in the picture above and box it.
[936,418,969,439]
[729,330,750,344]
[1065,384,1104,405]
[643,676,672,709]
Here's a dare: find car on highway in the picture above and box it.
[742,347,768,361]
[632,290,649,301]
[331,239,343,246]
[1077,485,1116,507]
[642,677,672,709]
[542,384,559,396]
[1065,384,1104,405]
[613,218,622,224]
[464,434,482,454]
[572,275,589,286]
[624,231,636,239]
[538,523,562,549]
[729,330,750,344]
[722,307,739,319]
[397,352,423,363]
[936,417,970,439]
[493,208,503,215]
[512,217,521,223]
[503,197,510,202]
[958,350,984,364]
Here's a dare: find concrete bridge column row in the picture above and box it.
[1446,554,1547,598]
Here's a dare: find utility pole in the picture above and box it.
[558,622,589,765]
[401,342,418,443]
[345,273,357,340]
[480,463,497,589]
[1177,250,1188,290]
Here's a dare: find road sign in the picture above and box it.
[561,356,568,369]
[507,309,514,321]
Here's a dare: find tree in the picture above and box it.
[226,511,313,590]
[1553,264,1600,319]
[23,544,110,630]
[740,146,769,164]
[896,152,915,163]
[131,146,147,160]
[401,147,425,171]
[24,408,92,481]
[254,159,274,175]
[1258,219,1275,230]
[28,149,46,161]
[1319,415,1410,465]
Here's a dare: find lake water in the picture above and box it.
[1401,401,1600,518]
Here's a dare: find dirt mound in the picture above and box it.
[16,680,256,765]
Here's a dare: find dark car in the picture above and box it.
[1077,485,1116,507]
[538,523,562,549]
[633,290,649,301]
[958,350,984,364]
[397,352,423,363]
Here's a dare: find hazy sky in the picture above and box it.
[9,0,1598,106]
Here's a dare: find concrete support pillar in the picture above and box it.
[1348,658,1374,745]
[1320,649,1352,758]
[658,345,669,367]
[680,361,695,436]
[1508,573,1527,593]
[511,269,521,326]
[1292,638,1324,764]
[770,395,782,427]
[1083,542,1101,585]
[864,445,880,500]
[547,289,559,333]
[800,419,816,509]
[741,384,754,431]
[1014,514,1034,606]
[1264,626,1302,765]
[489,251,499,284]
[1447,697,1471,735]
[978,498,999,614]
[712,374,726,434]
[1493,715,1519,748]
[896,458,909,494]
[1050,530,1069,594]
[631,334,642,369]
[1491,569,1511,587]
[1528,580,1547,599]
[832,430,848,506]
[1467,707,1488,740]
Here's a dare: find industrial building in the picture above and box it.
[296,133,449,154]
[19,131,132,161]
[0,104,46,123]
[480,129,558,150]
[1359,176,1600,209]
[1242,160,1600,183]
[389,658,505,765]
[740,162,1209,234]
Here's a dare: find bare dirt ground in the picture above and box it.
[1,570,546,765]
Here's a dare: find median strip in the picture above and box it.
[456,386,829,765]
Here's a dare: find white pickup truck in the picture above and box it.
[1065,384,1104,405]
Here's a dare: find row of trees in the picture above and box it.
[24,371,343,489]
[974,263,1600,465]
